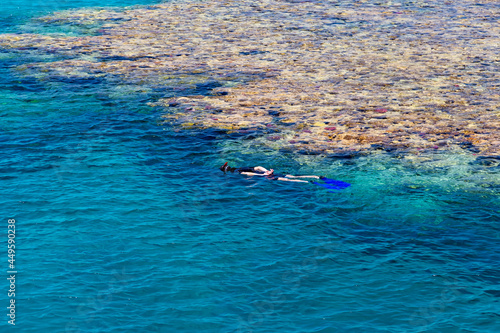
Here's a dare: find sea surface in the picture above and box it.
[1,0,499,332]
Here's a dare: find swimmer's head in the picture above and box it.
[220,162,229,172]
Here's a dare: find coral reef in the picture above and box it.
[1,0,498,156]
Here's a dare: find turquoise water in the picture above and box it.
[1,0,499,332]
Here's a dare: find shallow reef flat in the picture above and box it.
[1,0,499,157]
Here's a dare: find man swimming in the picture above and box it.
[219,162,321,183]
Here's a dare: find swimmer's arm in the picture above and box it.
[240,172,267,176]
[242,168,274,177]
[253,166,269,173]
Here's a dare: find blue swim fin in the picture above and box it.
[319,177,351,189]
[312,181,351,192]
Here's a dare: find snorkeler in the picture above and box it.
[219,162,321,183]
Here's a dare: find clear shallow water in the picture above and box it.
[1,1,499,332]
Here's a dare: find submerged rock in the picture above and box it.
[473,156,500,167]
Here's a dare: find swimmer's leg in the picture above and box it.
[276,177,309,183]
[284,175,320,179]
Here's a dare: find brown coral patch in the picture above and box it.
[0,0,499,156]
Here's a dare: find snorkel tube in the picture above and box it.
[220,162,229,172]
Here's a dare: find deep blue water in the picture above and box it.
[1,1,499,332]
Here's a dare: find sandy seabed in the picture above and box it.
[1,0,499,157]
